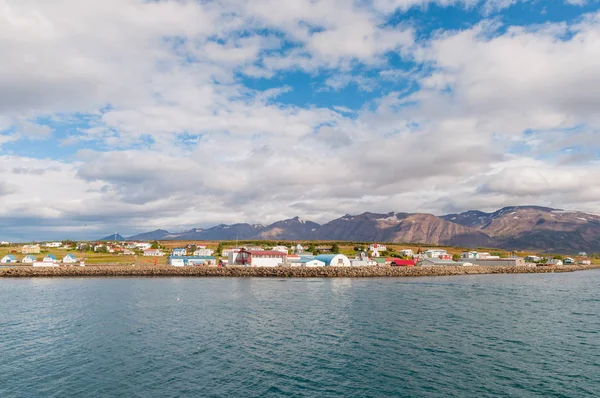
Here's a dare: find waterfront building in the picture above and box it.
[33,261,59,267]
[387,258,415,266]
[22,255,36,264]
[525,255,542,262]
[467,258,526,267]
[234,250,287,267]
[288,258,326,267]
[563,257,575,265]
[547,259,563,266]
[314,254,351,267]
[461,251,480,259]
[579,259,592,265]
[62,254,78,264]
[419,258,464,266]
[1,254,17,264]
[43,254,57,263]
[169,256,217,266]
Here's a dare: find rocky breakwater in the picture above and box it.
[1,264,600,278]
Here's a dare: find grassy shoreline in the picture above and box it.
[2,264,600,278]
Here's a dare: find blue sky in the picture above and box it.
[1,0,600,241]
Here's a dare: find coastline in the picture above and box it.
[1,264,600,278]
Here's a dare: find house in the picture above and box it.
[135,242,152,250]
[350,253,377,266]
[222,248,241,257]
[399,249,413,257]
[43,254,57,263]
[62,254,78,264]
[143,249,164,256]
[169,256,217,266]
[272,246,289,254]
[314,254,351,267]
[461,251,480,259]
[388,258,415,266]
[21,244,41,254]
[44,242,62,248]
[22,255,37,264]
[579,259,592,265]
[1,254,17,264]
[193,248,214,256]
[289,258,326,267]
[172,248,187,256]
[294,244,304,254]
[370,249,380,257]
[369,244,387,252]
[546,259,563,266]
[423,249,447,258]
[563,257,575,265]
[234,250,287,267]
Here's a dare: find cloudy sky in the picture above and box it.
[1,0,600,240]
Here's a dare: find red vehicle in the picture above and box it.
[388,258,415,267]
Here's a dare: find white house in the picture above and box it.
[369,244,387,252]
[44,242,63,248]
[143,249,164,256]
[226,249,242,264]
[22,255,37,264]
[399,249,413,257]
[1,254,17,264]
[234,250,287,267]
[135,242,152,250]
[547,259,563,266]
[370,249,380,257]
[295,244,304,254]
[579,259,592,265]
[423,249,447,258]
[43,254,57,263]
[62,254,78,264]
[272,246,289,254]
[172,248,187,256]
[193,248,214,256]
[314,254,351,267]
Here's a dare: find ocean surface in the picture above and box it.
[1,272,599,397]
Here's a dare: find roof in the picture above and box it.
[243,250,287,256]
[24,255,36,259]
[64,254,76,258]
[388,259,415,266]
[292,258,324,264]
[314,254,348,265]
[45,254,57,259]
[3,254,16,260]
[420,258,459,265]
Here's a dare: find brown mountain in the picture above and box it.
[123,206,600,253]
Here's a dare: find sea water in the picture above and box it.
[1,272,599,397]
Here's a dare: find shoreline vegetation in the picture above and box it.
[2,264,600,278]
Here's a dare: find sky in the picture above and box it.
[1,0,600,241]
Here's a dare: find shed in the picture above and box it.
[289,258,326,267]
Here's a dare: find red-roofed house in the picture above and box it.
[234,250,287,267]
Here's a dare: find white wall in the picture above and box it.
[251,256,284,267]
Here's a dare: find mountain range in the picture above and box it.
[107,206,600,253]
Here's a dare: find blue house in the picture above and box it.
[1,254,17,264]
[43,254,57,263]
[172,248,187,256]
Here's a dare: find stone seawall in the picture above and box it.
[1,264,600,278]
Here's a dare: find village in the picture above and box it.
[0,240,594,268]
